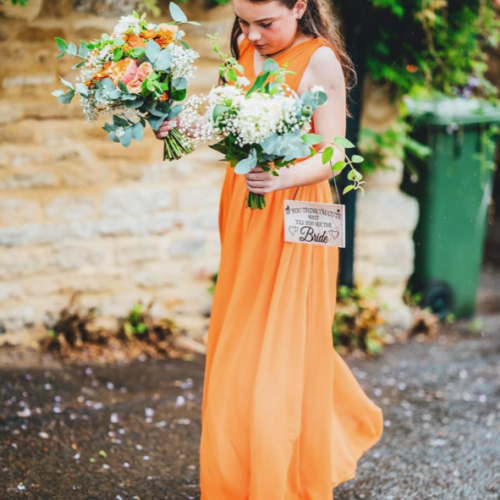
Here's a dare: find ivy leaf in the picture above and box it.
[322,147,334,164]
[331,160,346,172]
[343,184,355,195]
[169,2,187,23]
[333,136,355,148]
[301,133,323,145]
[351,154,364,163]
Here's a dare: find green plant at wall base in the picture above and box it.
[123,303,148,337]
[4,0,29,5]
[332,284,387,356]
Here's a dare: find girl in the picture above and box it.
[156,0,384,498]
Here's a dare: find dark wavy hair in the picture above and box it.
[229,0,357,117]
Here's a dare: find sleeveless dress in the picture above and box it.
[200,36,384,500]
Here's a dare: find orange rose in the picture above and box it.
[123,34,146,49]
[109,58,138,86]
[155,30,175,48]
[141,29,157,39]
[159,91,169,101]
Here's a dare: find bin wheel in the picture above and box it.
[420,279,455,320]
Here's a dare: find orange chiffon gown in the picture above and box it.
[200,35,384,500]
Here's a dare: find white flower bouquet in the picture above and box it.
[179,38,365,209]
[52,3,200,161]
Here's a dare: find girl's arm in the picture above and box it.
[245,46,347,194]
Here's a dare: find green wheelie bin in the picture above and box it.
[400,95,500,319]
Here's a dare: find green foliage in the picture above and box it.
[358,116,432,176]
[334,0,500,103]
[4,0,29,5]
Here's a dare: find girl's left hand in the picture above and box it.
[244,165,285,194]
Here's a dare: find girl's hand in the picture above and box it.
[244,165,286,194]
[154,117,179,140]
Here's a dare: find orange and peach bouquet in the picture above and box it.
[52,3,200,161]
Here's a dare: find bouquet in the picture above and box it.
[179,37,365,209]
[52,3,200,161]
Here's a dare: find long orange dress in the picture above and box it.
[200,35,384,500]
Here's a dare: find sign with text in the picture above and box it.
[284,199,345,248]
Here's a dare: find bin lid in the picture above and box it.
[404,95,500,126]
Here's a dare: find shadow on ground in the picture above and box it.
[1,269,499,500]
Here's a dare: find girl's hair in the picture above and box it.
[230,0,357,117]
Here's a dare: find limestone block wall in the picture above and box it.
[0,0,235,344]
[354,75,419,329]
[0,0,431,344]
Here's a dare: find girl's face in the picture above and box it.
[233,0,307,55]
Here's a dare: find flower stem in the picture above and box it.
[163,127,194,161]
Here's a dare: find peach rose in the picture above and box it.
[109,58,138,86]
[126,61,154,94]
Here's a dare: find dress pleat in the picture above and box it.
[200,35,384,500]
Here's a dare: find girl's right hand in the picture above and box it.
[154,117,179,140]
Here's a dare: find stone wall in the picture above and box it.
[0,0,236,344]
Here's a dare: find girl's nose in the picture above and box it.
[247,27,261,42]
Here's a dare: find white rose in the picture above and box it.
[113,15,140,36]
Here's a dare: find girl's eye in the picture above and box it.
[260,22,273,28]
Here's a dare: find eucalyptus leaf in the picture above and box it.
[125,98,145,109]
[113,115,130,127]
[67,42,78,58]
[109,131,120,143]
[148,115,166,131]
[234,149,258,174]
[262,58,279,73]
[168,104,183,119]
[71,60,86,70]
[75,83,89,96]
[154,49,172,71]
[146,40,161,63]
[169,2,187,23]
[59,77,74,90]
[119,128,133,148]
[54,37,68,53]
[56,89,75,104]
[132,122,144,141]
